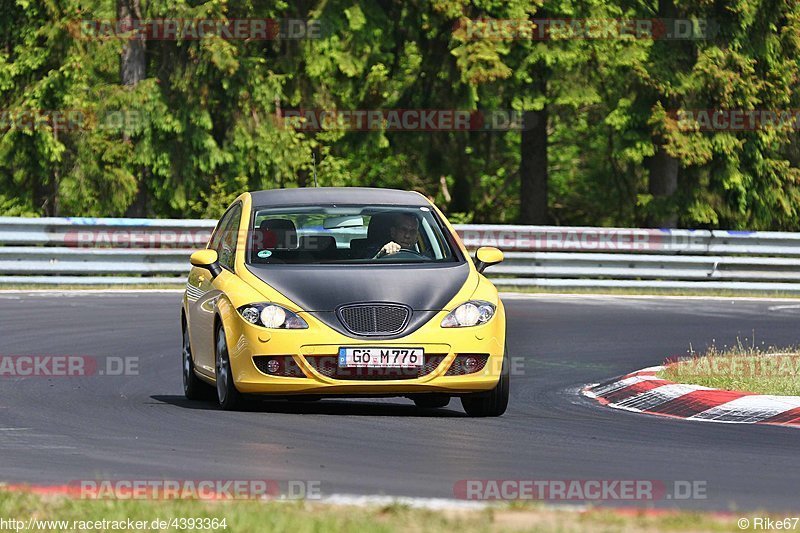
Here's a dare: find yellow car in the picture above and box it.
[181,187,508,416]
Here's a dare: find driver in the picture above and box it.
[375,212,420,257]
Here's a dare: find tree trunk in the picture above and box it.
[642,0,682,228]
[519,106,548,224]
[119,0,145,86]
[449,137,473,214]
[297,169,308,188]
[646,141,679,227]
[33,171,53,216]
[51,127,60,216]
[119,0,147,216]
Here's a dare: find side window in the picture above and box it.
[420,218,443,258]
[208,209,235,252]
[210,203,242,271]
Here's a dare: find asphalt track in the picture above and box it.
[1,291,799,511]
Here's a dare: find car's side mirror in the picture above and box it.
[474,246,504,273]
[190,249,222,278]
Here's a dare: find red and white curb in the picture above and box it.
[583,366,800,428]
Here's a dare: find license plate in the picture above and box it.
[338,347,424,368]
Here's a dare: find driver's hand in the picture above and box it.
[379,241,401,256]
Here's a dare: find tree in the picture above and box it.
[118,0,147,216]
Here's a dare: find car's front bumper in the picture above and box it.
[222,307,506,396]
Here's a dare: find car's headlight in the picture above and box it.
[441,301,495,328]
[237,304,308,329]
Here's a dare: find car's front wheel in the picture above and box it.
[460,351,509,417]
[182,320,213,401]
[215,323,243,410]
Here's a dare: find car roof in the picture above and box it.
[249,187,431,207]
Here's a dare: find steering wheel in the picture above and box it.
[373,248,426,260]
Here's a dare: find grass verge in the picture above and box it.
[0,490,752,532]
[2,284,800,299]
[658,343,800,396]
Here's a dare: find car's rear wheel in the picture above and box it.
[215,323,242,410]
[412,394,450,409]
[460,350,509,417]
[182,321,213,400]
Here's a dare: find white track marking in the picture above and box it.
[316,494,490,510]
[500,292,800,302]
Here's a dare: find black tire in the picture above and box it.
[182,320,213,401]
[413,395,451,409]
[215,323,243,410]
[460,351,509,417]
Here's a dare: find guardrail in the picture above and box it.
[0,217,799,291]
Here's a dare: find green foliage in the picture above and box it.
[187,175,249,219]
[1,0,800,230]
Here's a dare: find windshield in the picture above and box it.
[246,205,460,265]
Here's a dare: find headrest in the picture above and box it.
[366,212,396,243]
[298,235,336,252]
[256,218,298,249]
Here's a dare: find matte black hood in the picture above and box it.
[247,262,471,311]
[245,262,473,339]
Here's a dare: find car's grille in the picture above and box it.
[304,354,446,380]
[337,304,411,336]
